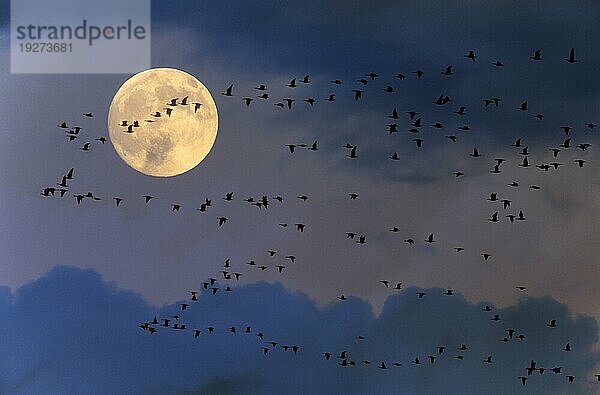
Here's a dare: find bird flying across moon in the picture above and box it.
[108,68,218,177]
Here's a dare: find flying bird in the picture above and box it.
[565,47,577,63]
[469,148,481,157]
[442,65,454,75]
[530,49,542,61]
[222,84,233,96]
[464,50,476,61]
[352,89,363,101]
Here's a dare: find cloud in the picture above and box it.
[0,265,598,394]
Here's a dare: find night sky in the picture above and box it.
[1,1,600,393]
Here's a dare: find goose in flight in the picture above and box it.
[346,146,358,158]
[565,47,577,63]
[441,65,454,76]
[469,148,480,157]
[222,84,233,96]
[464,50,476,61]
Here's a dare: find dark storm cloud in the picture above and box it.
[0,266,599,394]
[150,0,600,143]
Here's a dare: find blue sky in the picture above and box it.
[1,0,600,393]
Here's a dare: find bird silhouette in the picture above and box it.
[222,84,233,96]
[464,50,476,61]
[283,98,295,109]
[530,49,542,61]
[346,146,358,158]
[442,65,454,76]
[565,47,577,63]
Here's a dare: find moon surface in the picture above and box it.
[108,68,218,177]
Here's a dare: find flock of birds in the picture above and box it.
[138,279,599,387]
[41,47,599,388]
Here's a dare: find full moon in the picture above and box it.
[108,68,218,177]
